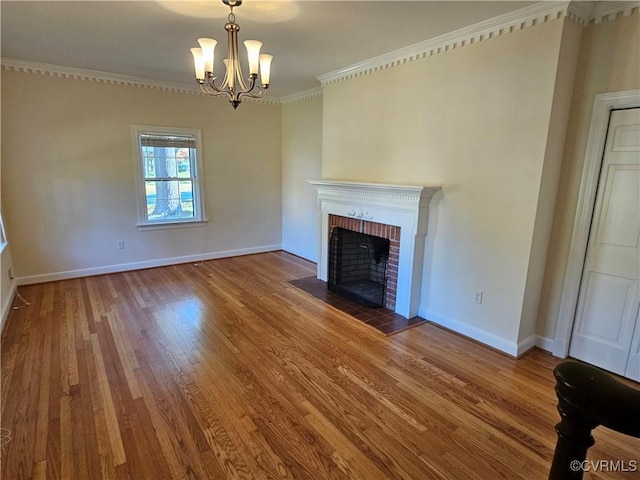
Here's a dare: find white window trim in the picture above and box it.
[131,124,207,229]
[0,210,7,253]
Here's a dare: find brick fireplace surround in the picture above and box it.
[309,180,441,319]
[328,214,401,310]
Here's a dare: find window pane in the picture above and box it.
[145,180,195,220]
[145,181,157,217]
[144,147,178,179]
[179,180,194,217]
[142,147,155,178]
[177,148,192,178]
[142,146,195,180]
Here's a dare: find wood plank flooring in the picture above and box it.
[1,251,638,479]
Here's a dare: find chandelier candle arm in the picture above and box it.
[189,0,273,109]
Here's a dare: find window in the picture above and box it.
[132,125,205,227]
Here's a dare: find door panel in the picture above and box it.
[599,166,639,249]
[576,271,633,341]
[569,108,640,378]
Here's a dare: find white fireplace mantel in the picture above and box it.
[308,180,441,318]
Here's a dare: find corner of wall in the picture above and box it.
[281,95,323,262]
[519,16,583,344]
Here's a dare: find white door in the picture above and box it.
[569,108,640,381]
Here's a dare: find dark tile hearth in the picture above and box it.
[289,276,427,336]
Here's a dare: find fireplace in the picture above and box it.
[328,227,390,308]
[308,180,441,319]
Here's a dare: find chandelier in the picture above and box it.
[190,0,273,109]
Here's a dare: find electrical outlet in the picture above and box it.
[117,240,125,250]
[474,291,483,304]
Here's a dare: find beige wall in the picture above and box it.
[517,18,583,344]
[537,13,640,339]
[282,96,323,261]
[322,18,567,350]
[1,71,282,280]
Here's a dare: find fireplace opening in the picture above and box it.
[328,227,390,308]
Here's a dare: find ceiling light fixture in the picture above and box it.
[190,0,273,109]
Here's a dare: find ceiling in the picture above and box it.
[2,1,548,99]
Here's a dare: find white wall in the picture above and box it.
[281,96,323,262]
[1,71,283,281]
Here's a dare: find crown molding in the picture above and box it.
[566,1,594,26]
[0,58,280,106]
[590,0,639,24]
[316,0,639,88]
[1,58,201,93]
[317,1,573,87]
[3,1,638,103]
[280,87,323,105]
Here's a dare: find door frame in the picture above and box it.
[553,89,640,358]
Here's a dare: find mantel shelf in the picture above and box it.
[307,180,441,204]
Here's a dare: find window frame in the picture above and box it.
[0,209,7,253]
[131,125,206,229]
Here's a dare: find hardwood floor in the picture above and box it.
[1,251,638,479]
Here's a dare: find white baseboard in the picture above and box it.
[534,335,555,353]
[16,244,282,286]
[281,245,316,263]
[516,334,554,356]
[420,307,520,357]
[517,334,538,357]
[1,281,17,333]
[420,307,557,358]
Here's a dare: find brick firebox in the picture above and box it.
[328,214,400,310]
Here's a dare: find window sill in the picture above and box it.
[137,220,208,231]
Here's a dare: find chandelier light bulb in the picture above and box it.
[197,38,217,74]
[259,54,273,86]
[190,48,205,82]
[244,40,262,75]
